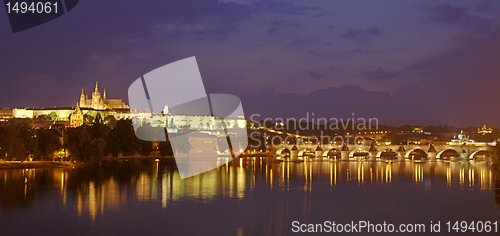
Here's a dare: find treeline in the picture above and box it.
[0,117,174,161]
[0,123,61,161]
[64,117,174,161]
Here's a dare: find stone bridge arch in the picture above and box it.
[276,147,291,159]
[436,148,461,160]
[469,150,493,161]
[405,148,428,160]
[323,148,341,159]
[349,148,369,159]
[298,148,314,159]
[376,148,398,160]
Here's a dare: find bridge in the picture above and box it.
[272,142,496,162]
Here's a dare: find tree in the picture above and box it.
[158,141,173,156]
[64,127,91,161]
[18,124,38,158]
[48,112,59,121]
[90,118,110,140]
[36,129,61,161]
[0,123,37,160]
[107,119,138,157]
[88,138,107,161]
[107,127,120,157]
[138,140,153,156]
[94,113,103,125]
[103,115,117,127]
[36,114,50,121]
[0,125,24,160]
[83,114,95,125]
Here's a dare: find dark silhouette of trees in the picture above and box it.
[138,140,153,156]
[64,126,92,161]
[36,129,61,161]
[0,123,37,160]
[0,118,176,161]
[64,116,111,161]
[88,138,107,161]
[103,115,117,128]
[83,114,94,125]
[94,113,103,124]
[158,141,173,156]
[107,119,139,157]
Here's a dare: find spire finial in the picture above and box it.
[95,81,99,92]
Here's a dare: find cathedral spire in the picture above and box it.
[103,89,107,99]
[94,81,99,92]
[79,88,86,106]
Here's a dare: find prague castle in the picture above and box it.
[12,82,131,127]
[79,82,128,110]
[8,82,246,130]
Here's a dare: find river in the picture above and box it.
[0,159,498,235]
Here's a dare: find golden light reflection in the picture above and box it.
[385,164,392,183]
[88,181,97,223]
[161,173,168,208]
[468,168,474,189]
[414,164,423,183]
[0,159,495,223]
[460,167,465,188]
[446,166,452,187]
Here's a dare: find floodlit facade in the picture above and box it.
[79,82,129,110]
[9,82,247,129]
[12,82,130,122]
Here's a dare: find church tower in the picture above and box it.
[75,81,128,111]
[79,88,86,107]
[92,82,103,110]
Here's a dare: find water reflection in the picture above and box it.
[0,159,498,235]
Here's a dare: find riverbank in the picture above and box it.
[0,161,78,169]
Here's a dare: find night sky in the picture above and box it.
[1,0,500,126]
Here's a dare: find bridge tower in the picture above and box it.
[428,144,437,161]
[397,144,405,161]
[341,144,349,160]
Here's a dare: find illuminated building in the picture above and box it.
[9,82,246,130]
[0,108,12,120]
[12,82,130,124]
[79,82,129,110]
[69,103,84,127]
[478,124,493,135]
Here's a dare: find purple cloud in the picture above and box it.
[429,3,494,33]
[364,68,399,80]
[308,71,323,80]
[341,27,382,39]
